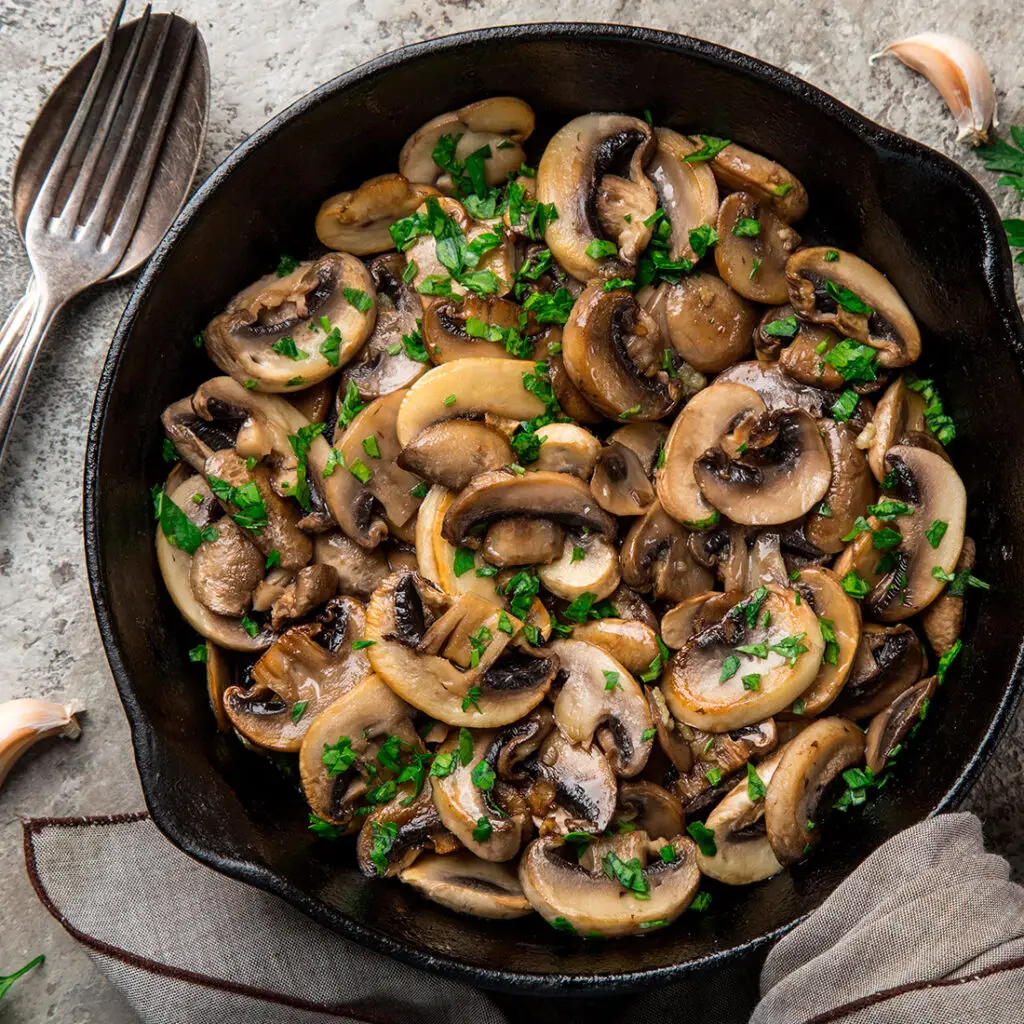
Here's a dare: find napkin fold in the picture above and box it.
[21,811,1024,1023]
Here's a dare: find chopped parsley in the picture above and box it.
[151,486,208,554]
[689,224,720,258]
[732,217,761,237]
[369,820,399,875]
[720,655,740,682]
[188,643,208,663]
[684,135,731,162]
[904,375,956,444]
[705,766,723,787]
[820,618,839,666]
[271,336,308,360]
[823,249,840,262]
[322,736,356,776]
[308,814,344,839]
[275,254,300,277]
[747,762,767,801]
[764,316,799,338]
[291,700,309,723]
[925,520,948,548]
[742,673,761,691]
[473,817,493,842]
[823,339,878,382]
[319,327,342,367]
[842,570,870,599]
[351,639,376,650]
[343,287,373,313]
[471,759,496,791]
[937,638,962,683]
[323,448,345,478]
[453,547,476,577]
[585,238,618,260]
[361,435,381,459]
[602,851,650,900]
[603,670,622,692]
[337,379,366,428]
[349,459,372,484]
[831,389,859,423]
[687,821,717,857]
[462,686,483,714]
[825,279,874,315]
[769,633,808,664]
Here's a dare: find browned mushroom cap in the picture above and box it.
[530,423,602,479]
[432,728,527,861]
[313,531,390,601]
[161,396,227,473]
[562,281,681,421]
[696,747,785,885]
[785,248,921,368]
[422,295,544,364]
[441,469,616,548]
[538,531,620,601]
[645,128,720,264]
[859,445,966,621]
[299,672,420,827]
[205,254,376,392]
[865,377,927,481]
[617,781,685,840]
[397,420,513,492]
[596,173,658,262]
[518,832,700,937]
[340,254,426,401]
[694,408,832,526]
[267,564,339,629]
[570,618,660,676]
[537,114,655,282]
[399,97,534,189]
[488,706,555,781]
[287,379,333,424]
[365,571,557,727]
[550,639,655,777]
[590,442,655,516]
[705,141,809,223]
[226,598,369,751]
[644,274,756,374]
[547,353,604,425]
[356,780,458,878]
[789,567,862,716]
[607,584,659,630]
[188,518,264,617]
[316,174,439,255]
[805,420,875,554]
[664,584,824,733]
[657,381,766,525]
[483,518,565,568]
[920,536,975,654]
[398,852,533,919]
[865,675,937,774]
[834,622,925,720]
[716,360,833,418]
[204,641,234,733]
[764,716,866,865]
[715,192,801,304]
[620,501,715,604]
[754,306,847,391]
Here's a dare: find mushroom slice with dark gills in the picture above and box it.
[764,716,866,865]
[595,172,658,263]
[704,140,809,223]
[488,706,555,782]
[664,584,824,733]
[657,380,766,525]
[339,254,427,401]
[421,294,546,364]
[570,619,660,677]
[590,442,656,517]
[865,376,927,482]
[364,571,557,727]
[549,639,654,778]
[694,407,832,526]
[562,281,682,421]
[715,192,801,304]
[865,674,937,775]
[696,748,785,885]
[299,672,421,829]
[205,253,377,392]
[715,359,833,418]
[326,388,423,549]
[518,831,700,938]
[397,420,514,492]
[786,248,921,368]
[834,623,925,720]
[225,597,369,752]
[660,591,743,649]
[357,780,459,878]
[399,97,535,190]
[399,852,533,919]
[316,174,439,255]
[537,113,655,282]
[432,728,529,861]
[805,419,875,554]
[920,536,975,655]
[856,445,966,621]
[616,781,685,841]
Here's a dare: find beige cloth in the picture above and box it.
[21,811,1024,1022]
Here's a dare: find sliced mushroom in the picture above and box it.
[616,781,685,840]
[835,622,925,720]
[205,254,376,392]
[483,518,565,567]
[547,352,604,425]
[489,706,555,781]
[288,379,333,424]
[661,591,740,649]
[865,675,937,774]
[786,248,921,368]
[620,501,715,604]
[764,716,866,865]
[805,420,875,554]
[339,253,426,400]
[422,294,544,364]
[570,619,660,676]
[395,358,547,447]
[398,419,513,491]
[538,531,620,601]
[696,748,785,885]
[590,442,656,516]
[531,423,602,478]
[716,360,832,418]
[644,274,756,374]
[299,672,420,826]
[664,584,825,732]
[562,281,681,421]
[706,141,809,223]
[920,536,975,654]
[537,114,655,281]
[715,192,801,304]
[226,597,368,751]
[316,174,439,255]
[268,564,339,628]
[188,518,264,617]
[204,641,233,733]
[597,173,658,259]
[756,307,845,390]
[364,571,557,727]
[866,377,927,481]
[314,531,390,600]
[694,407,832,526]
[609,584,659,630]
[657,381,766,525]
[518,832,700,937]
[399,852,532,919]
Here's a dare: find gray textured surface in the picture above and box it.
[0,1,1021,1020]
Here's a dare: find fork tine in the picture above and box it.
[58,5,153,230]
[82,13,177,248]
[26,0,127,230]
[102,20,198,255]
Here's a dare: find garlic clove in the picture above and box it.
[870,33,998,145]
[0,698,83,790]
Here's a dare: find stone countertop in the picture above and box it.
[0,0,1021,1020]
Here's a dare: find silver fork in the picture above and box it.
[0,2,196,460]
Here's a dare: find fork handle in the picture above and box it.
[0,281,39,376]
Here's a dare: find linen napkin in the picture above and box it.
[21,810,1024,1023]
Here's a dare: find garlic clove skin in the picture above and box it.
[0,698,83,790]
[870,33,998,145]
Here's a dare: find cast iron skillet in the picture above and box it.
[84,23,1024,995]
